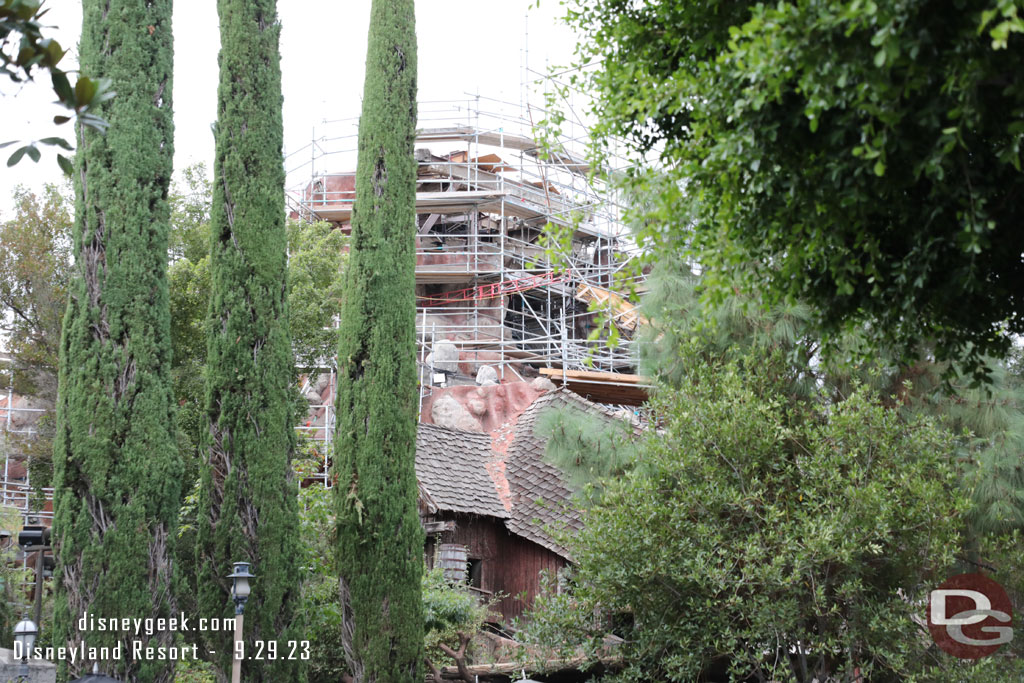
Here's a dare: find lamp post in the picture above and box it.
[17,524,50,629]
[227,562,254,683]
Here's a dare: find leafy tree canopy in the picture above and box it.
[636,259,1024,538]
[557,0,1024,380]
[333,0,424,679]
[292,452,494,683]
[288,219,347,371]
[525,261,1024,678]
[1,0,114,171]
[0,183,70,399]
[526,341,973,681]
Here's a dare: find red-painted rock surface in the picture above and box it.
[305,172,355,206]
[420,378,554,436]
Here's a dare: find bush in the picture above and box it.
[526,348,970,682]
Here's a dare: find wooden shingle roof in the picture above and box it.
[502,388,606,558]
[416,422,509,519]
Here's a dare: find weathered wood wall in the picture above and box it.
[425,512,567,623]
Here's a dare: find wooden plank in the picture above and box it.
[575,283,649,332]
[416,191,506,215]
[414,270,493,285]
[308,190,508,223]
[440,655,621,679]
[416,190,505,203]
[539,368,648,385]
[419,213,442,234]
[308,204,352,222]
[539,368,651,406]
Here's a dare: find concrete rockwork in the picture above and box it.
[0,648,56,683]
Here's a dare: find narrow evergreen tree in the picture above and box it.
[194,1,303,680]
[51,1,180,681]
[334,0,423,680]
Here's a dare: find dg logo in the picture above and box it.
[928,573,1014,659]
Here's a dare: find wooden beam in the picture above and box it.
[439,655,622,679]
[423,520,455,534]
[539,368,649,385]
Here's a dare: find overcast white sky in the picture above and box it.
[0,0,578,214]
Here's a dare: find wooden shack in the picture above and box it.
[417,421,567,623]
[415,387,623,624]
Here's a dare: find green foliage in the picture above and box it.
[169,162,212,264]
[195,1,304,680]
[166,167,211,492]
[293,460,346,683]
[638,258,818,396]
[638,259,1024,545]
[51,0,180,680]
[1,0,113,171]
[172,656,217,683]
[0,507,34,650]
[529,346,969,681]
[0,184,71,494]
[296,453,488,682]
[168,251,209,485]
[526,263,1024,678]
[173,478,205,637]
[536,405,638,497]
[421,566,490,655]
[287,220,348,371]
[559,0,1024,380]
[514,570,605,665]
[167,166,345,385]
[333,0,424,680]
[0,183,72,400]
[969,530,1024,672]
[896,358,1024,537]
[166,168,346,495]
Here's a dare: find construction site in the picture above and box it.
[288,97,650,477]
[0,353,50,525]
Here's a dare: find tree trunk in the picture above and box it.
[436,632,474,683]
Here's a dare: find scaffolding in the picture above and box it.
[286,98,649,483]
[0,354,52,528]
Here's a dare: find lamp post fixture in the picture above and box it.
[13,616,38,682]
[13,616,37,657]
[227,562,254,683]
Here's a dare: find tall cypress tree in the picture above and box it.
[194,1,303,680]
[51,1,180,681]
[334,0,423,680]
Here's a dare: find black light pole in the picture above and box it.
[17,524,50,629]
[227,562,254,683]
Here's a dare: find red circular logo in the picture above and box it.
[928,573,1014,659]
